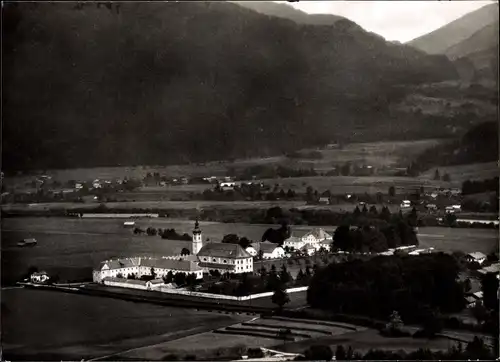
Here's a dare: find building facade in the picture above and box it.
[246,242,285,259]
[197,243,253,274]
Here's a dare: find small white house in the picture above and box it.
[146,279,165,290]
[123,221,136,228]
[246,242,285,260]
[30,271,50,284]
[466,252,487,265]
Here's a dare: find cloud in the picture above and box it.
[278,1,495,42]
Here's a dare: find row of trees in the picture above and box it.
[462,176,498,195]
[133,227,192,241]
[295,337,496,361]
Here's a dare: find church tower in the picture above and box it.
[192,219,203,255]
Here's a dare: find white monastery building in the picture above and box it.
[93,220,253,284]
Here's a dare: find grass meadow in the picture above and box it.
[1,288,250,361]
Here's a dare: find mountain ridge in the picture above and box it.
[3,2,459,171]
[407,2,499,54]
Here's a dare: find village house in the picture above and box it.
[465,252,487,265]
[30,271,50,284]
[282,228,333,254]
[246,241,285,260]
[318,197,330,205]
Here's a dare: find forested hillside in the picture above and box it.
[3,2,458,170]
[411,121,499,171]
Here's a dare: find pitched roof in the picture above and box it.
[468,252,487,260]
[102,277,147,286]
[197,243,251,258]
[293,228,332,240]
[98,257,141,270]
[141,258,202,272]
[198,262,236,270]
[249,242,281,254]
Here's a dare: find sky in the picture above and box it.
[280,1,496,43]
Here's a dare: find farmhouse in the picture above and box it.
[465,252,487,265]
[283,228,332,253]
[30,271,50,283]
[246,242,285,259]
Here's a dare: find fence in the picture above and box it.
[157,285,308,301]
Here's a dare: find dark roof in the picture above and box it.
[250,242,281,254]
[198,262,235,270]
[197,243,251,258]
[102,277,147,286]
[141,258,202,272]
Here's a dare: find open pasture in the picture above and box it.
[418,162,498,183]
[278,327,454,355]
[3,139,444,187]
[1,288,248,361]
[248,175,452,194]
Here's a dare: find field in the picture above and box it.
[110,316,362,360]
[418,162,498,183]
[279,327,455,355]
[3,139,444,187]
[2,217,497,285]
[1,288,250,361]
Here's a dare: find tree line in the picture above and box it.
[307,253,465,323]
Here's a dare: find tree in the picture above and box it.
[388,186,396,197]
[163,271,174,283]
[333,224,351,251]
[238,237,251,249]
[272,287,290,311]
[150,267,156,279]
[335,345,346,360]
[443,173,451,182]
[481,273,499,311]
[380,206,391,221]
[181,248,190,256]
[222,234,239,244]
[361,204,368,215]
[445,213,458,227]
[279,265,291,285]
[174,272,187,286]
[257,249,264,260]
[471,301,488,324]
[277,328,292,344]
[386,310,404,332]
[434,169,440,180]
[116,272,124,278]
[353,206,361,218]
[369,205,378,216]
[304,345,333,361]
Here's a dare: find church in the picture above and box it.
[93,220,253,283]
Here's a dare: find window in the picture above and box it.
[203,257,207,261]
[213,258,216,262]
[223,260,227,263]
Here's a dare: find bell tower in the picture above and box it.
[192,219,203,255]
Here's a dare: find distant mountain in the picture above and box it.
[232,1,345,25]
[445,20,499,60]
[408,3,499,54]
[3,2,459,171]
